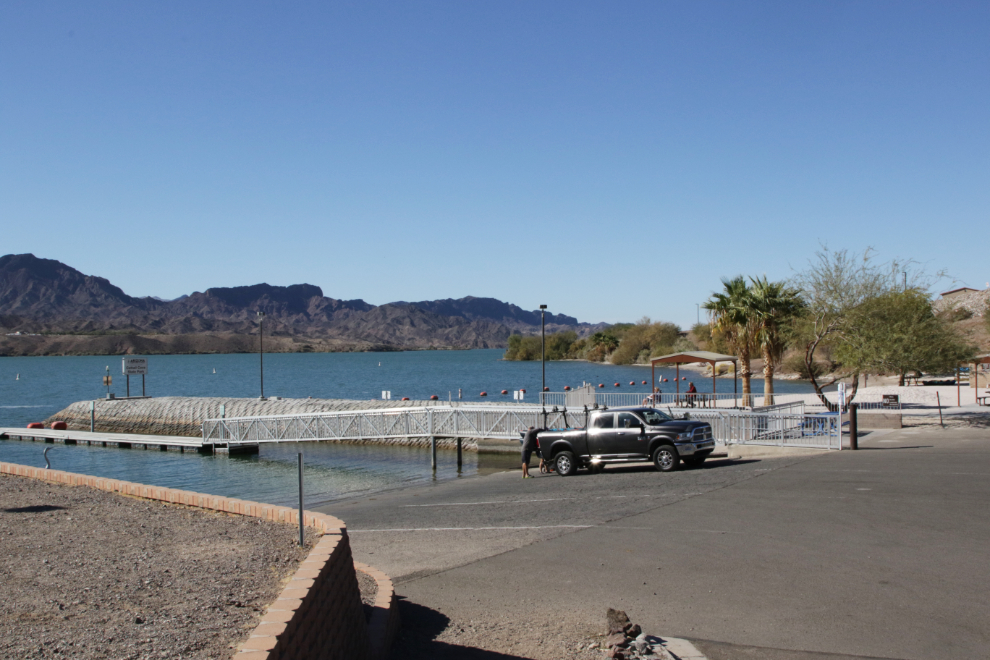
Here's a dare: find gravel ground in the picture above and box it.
[0,474,318,659]
[356,569,378,623]
[387,608,611,660]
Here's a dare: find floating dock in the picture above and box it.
[0,428,258,454]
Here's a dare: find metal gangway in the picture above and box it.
[202,400,842,463]
[202,404,578,468]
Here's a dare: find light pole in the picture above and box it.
[696,304,700,325]
[539,305,547,394]
[258,311,266,400]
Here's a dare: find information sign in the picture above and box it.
[881,394,899,409]
[122,357,148,375]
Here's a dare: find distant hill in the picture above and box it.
[0,253,605,356]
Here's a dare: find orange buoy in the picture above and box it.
[501,389,508,395]
[480,391,487,396]
[642,380,647,384]
[401,397,410,401]
[599,383,605,388]
[543,387,549,392]
[682,377,687,380]
[614,382,620,387]
[520,388,526,393]
[430,395,439,400]
[629,381,635,386]
[563,385,571,391]
[50,421,68,430]
[663,378,668,382]
[26,422,43,429]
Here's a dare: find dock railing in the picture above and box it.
[204,402,842,451]
[203,405,577,446]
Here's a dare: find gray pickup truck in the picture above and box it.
[536,407,715,476]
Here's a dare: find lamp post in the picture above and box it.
[540,305,547,394]
[258,311,266,400]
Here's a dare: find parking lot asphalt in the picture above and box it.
[317,426,990,660]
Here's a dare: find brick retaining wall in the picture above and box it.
[0,462,398,660]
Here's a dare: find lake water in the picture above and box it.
[0,350,813,506]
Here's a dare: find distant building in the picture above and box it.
[940,287,982,299]
[934,285,989,318]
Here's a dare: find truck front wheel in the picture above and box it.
[652,445,679,472]
[554,451,578,477]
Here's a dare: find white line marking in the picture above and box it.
[400,494,689,508]
[349,525,593,532]
[403,498,576,507]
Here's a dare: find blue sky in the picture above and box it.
[2,1,987,327]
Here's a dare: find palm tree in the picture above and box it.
[702,277,757,406]
[748,276,804,405]
[590,331,619,360]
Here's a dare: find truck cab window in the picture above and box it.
[593,414,614,429]
[617,413,641,429]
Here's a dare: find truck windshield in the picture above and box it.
[639,409,672,425]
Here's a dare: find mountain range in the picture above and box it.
[0,254,606,356]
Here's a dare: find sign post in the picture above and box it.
[381,391,391,400]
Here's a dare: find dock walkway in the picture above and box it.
[0,428,206,452]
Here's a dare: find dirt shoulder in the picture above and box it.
[0,473,316,659]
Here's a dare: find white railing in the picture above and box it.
[204,403,841,450]
[541,391,762,409]
[203,405,577,446]
[678,409,840,449]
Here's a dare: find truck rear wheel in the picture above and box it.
[554,451,577,477]
[653,445,679,472]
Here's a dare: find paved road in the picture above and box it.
[318,426,990,659]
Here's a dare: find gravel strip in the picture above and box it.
[356,569,379,623]
[0,474,317,659]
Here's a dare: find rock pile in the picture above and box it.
[603,608,674,659]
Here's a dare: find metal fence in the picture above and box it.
[541,389,906,413]
[203,402,841,451]
[203,405,575,446]
[678,409,840,449]
[541,391,746,409]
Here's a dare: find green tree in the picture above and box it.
[504,331,579,361]
[791,248,892,407]
[590,331,619,354]
[792,246,951,407]
[748,276,805,404]
[545,331,578,360]
[703,276,758,405]
[609,319,685,365]
[837,290,973,384]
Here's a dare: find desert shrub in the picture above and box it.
[939,306,974,322]
[610,319,691,365]
[505,331,578,361]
